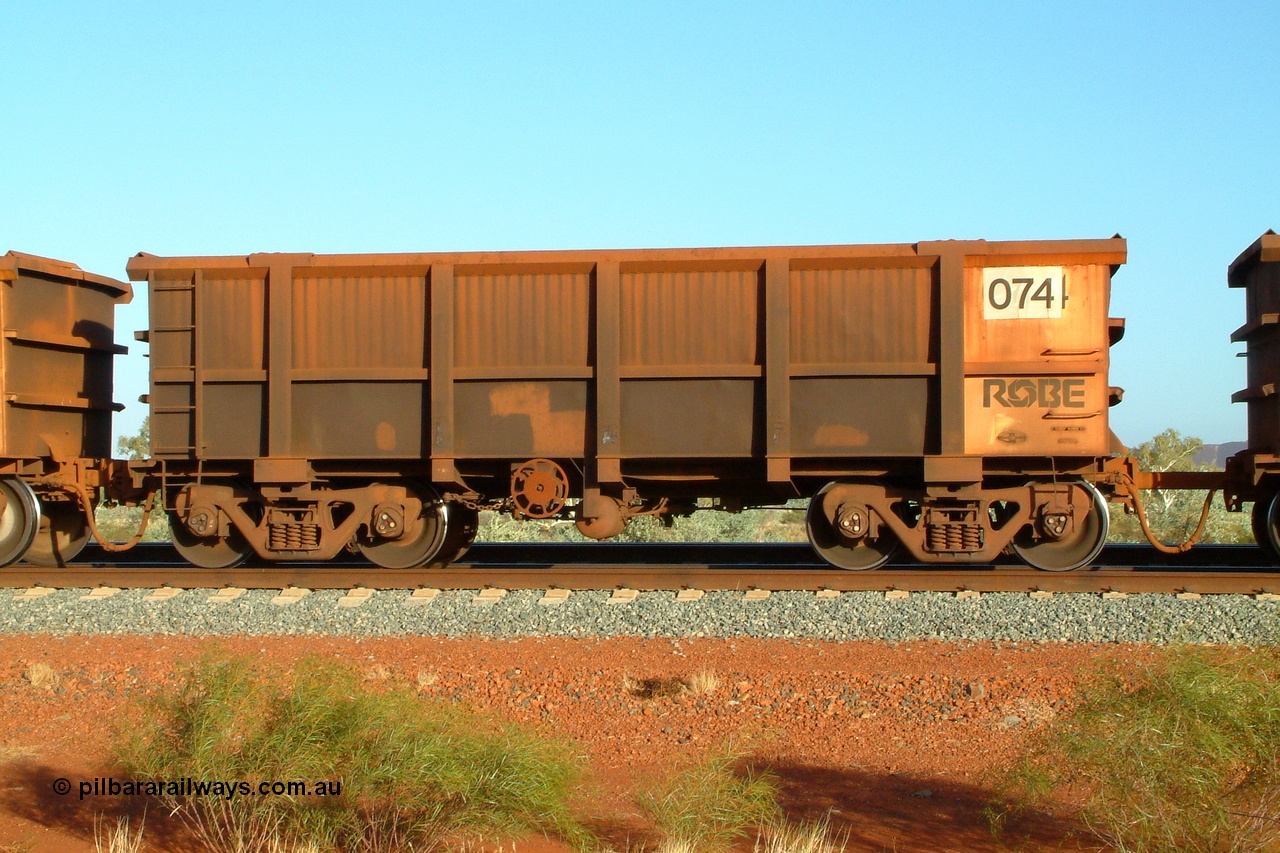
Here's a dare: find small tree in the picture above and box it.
[1109,429,1251,545]
[100,415,169,541]
[117,415,151,461]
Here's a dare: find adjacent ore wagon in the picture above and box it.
[1226,231,1280,553]
[0,252,131,566]
[126,237,1127,571]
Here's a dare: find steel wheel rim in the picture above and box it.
[169,511,253,569]
[23,502,90,567]
[1263,493,1280,564]
[357,486,449,569]
[1011,482,1109,572]
[1252,499,1277,561]
[0,479,41,568]
[435,503,479,565]
[805,483,898,570]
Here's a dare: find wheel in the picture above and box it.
[357,486,448,569]
[1011,482,1109,572]
[24,501,90,566]
[0,478,40,567]
[169,511,253,569]
[1262,493,1280,562]
[1253,497,1279,561]
[806,482,898,570]
[435,503,479,565]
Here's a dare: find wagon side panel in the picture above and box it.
[149,270,269,460]
[613,265,762,458]
[962,258,1116,458]
[452,267,591,459]
[787,262,938,458]
[290,271,428,459]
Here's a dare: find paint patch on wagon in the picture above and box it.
[375,421,396,452]
[814,424,871,447]
[488,383,585,456]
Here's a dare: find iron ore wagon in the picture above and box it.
[1226,231,1280,553]
[0,252,131,566]
[125,237,1130,571]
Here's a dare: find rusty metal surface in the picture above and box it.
[127,238,1127,478]
[0,252,131,461]
[125,240,1128,275]
[963,261,1113,456]
[124,238,1138,568]
[1230,231,1280,473]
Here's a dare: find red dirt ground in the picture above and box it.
[0,635,1144,852]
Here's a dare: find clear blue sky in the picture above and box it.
[2,1,1276,448]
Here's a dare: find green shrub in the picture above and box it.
[636,747,780,852]
[475,504,808,544]
[114,653,589,853]
[994,646,1280,853]
[94,503,171,543]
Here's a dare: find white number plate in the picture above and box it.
[982,266,1065,320]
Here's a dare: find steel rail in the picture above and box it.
[1,543,1276,595]
[44,541,1280,568]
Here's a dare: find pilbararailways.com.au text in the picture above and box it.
[55,777,342,801]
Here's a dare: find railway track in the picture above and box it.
[2,543,1278,595]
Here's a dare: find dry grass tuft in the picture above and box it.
[755,816,848,853]
[0,837,36,853]
[93,814,145,853]
[654,840,699,853]
[994,645,1280,853]
[115,652,589,853]
[687,669,719,697]
[638,745,780,851]
[24,662,59,691]
[624,670,720,701]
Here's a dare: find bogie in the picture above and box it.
[805,479,1109,571]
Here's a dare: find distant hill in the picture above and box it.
[1194,441,1247,469]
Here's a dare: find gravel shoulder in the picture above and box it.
[0,587,1277,644]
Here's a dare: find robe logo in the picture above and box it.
[982,377,1086,408]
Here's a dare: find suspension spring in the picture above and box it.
[269,523,321,551]
[926,519,984,553]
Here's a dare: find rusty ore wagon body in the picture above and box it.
[0,252,131,566]
[1226,231,1280,554]
[125,237,1129,571]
